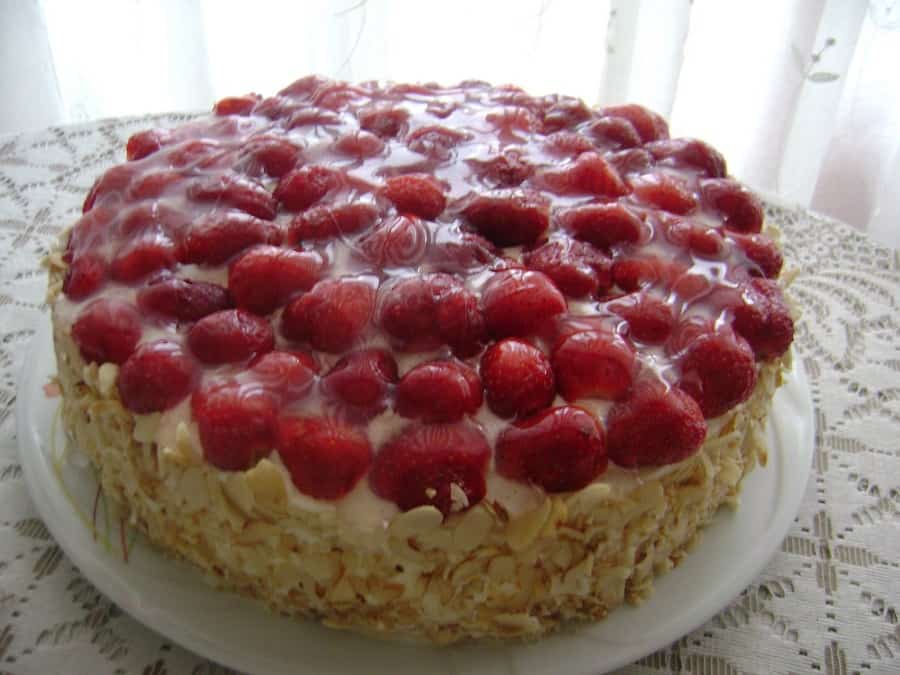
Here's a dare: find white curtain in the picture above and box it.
[6,0,899,246]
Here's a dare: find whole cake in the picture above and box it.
[47,76,794,643]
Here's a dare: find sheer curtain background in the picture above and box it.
[2,0,898,247]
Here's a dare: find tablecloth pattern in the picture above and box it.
[0,115,897,675]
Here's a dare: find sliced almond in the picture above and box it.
[506,498,552,552]
[245,458,286,507]
[450,505,494,553]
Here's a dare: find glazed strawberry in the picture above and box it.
[250,351,317,402]
[274,166,342,211]
[646,138,726,178]
[278,74,328,97]
[395,360,483,423]
[240,136,300,177]
[462,190,550,246]
[63,253,106,300]
[469,149,535,187]
[406,125,469,160]
[607,148,654,175]
[182,212,282,265]
[382,174,446,219]
[496,406,607,492]
[544,131,595,157]
[192,380,278,471]
[117,340,197,413]
[480,339,555,418]
[608,294,675,343]
[731,278,794,360]
[585,117,642,150]
[126,128,174,161]
[611,256,688,292]
[281,277,375,353]
[607,379,706,467]
[560,203,645,250]
[71,299,142,365]
[359,105,410,138]
[664,219,727,259]
[117,202,189,238]
[169,140,225,168]
[188,173,276,220]
[481,269,567,338]
[137,277,232,323]
[288,202,379,242]
[523,238,613,298]
[731,232,784,279]
[552,329,635,401]
[677,328,757,418]
[357,215,429,267]
[321,349,398,417]
[277,417,372,500]
[428,228,498,271]
[602,104,669,142]
[539,152,629,197]
[370,423,490,515]
[109,229,179,283]
[433,282,487,357]
[254,95,303,120]
[631,174,698,215]
[701,178,763,233]
[213,93,262,116]
[541,98,592,133]
[82,164,139,212]
[287,107,342,129]
[334,130,385,158]
[127,170,185,200]
[65,206,115,259]
[188,309,274,364]
[228,245,325,314]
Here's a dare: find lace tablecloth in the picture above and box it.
[0,116,897,675]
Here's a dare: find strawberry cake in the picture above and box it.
[47,76,794,643]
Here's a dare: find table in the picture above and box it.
[0,116,898,675]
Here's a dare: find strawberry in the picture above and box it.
[382,174,447,220]
[486,107,540,140]
[560,203,645,250]
[731,278,794,360]
[287,107,342,129]
[117,202,189,238]
[109,228,179,283]
[428,228,498,271]
[168,140,224,168]
[523,238,613,298]
[395,360,483,423]
[281,277,375,353]
[406,125,469,160]
[334,130,385,158]
[552,329,635,401]
[137,277,232,323]
[359,105,410,138]
[585,117,642,150]
[468,149,535,187]
[356,214,429,267]
[700,178,763,233]
[71,299,142,365]
[277,417,372,500]
[607,148,654,176]
[677,328,757,418]
[278,74,328,97]
[540,98,592,133]
[213,93,261,116]
[601,104,669,142]
[274,166,342,211]
[731,232,784,279]
[612,256,688,292]
[192,380,277,471]
[188,173,276,220]
[126,170,185,200]
[543,131,595,157]
[240,135,300,178]
[250,351,317,403]
[480,339,555,418]
[117,340,197,413]
[461,190,551,247]
[188,309,274,364]
[287,202,379,242]
[495,406,607,492]
[126,128,175,161]
[63,253,106,300]
[664,218,727,258]
[370,423,490,515]
[631,174,698,215]
[66,206,115,258]
[181,211,282,265]
[321,349,398,418]
[646,138,726,178]
[433,281,487,357]
[607,379,706,467]
[82,165,139,212]
[228,245,324,314]
[608,294,675,343]
[481,269,567,338]
[538,152,629,197]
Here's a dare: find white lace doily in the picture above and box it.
[0,116,897,675]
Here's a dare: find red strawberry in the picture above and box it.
[480,339,555,418]
[468,149,535,187]
[496,406,607,492]
[608,294,675,343]
[126,128,175,161]
[63,253,106,300]
[359,105,410,138]
[278,74,328,97]
[611,256,688,292]
[181,212,282,265]
[288,202,379,242]
[66,206,116,258]
[188,309,274,364]
[277,417,372,500]
[700,178,763,233]
[241,135,300,178]
[523,238,613,298]
[71,299,142,365]
[607,379,706,467]
[428,228,498,271]
[602,104,669,142]
[664,218,727,258]
[280,277,375,353]
[357,214,429,267]
[486,107,540,141]
[560,203,645,250]
[254,95,304,120]
[250,351,317,402]
[137,277,232,323]
[370,423,490,515]
[229,245,324,314]
[607,148,654,175]
[731,278,794,360]
[321,349,398,418]
[382,174,447,219]
[188,173,276,220]
[541,98,592,133]
[117,202,189,238]
[677,328,757,418]
[127,170,185,200]
[334,130,385,158]
[646,138,726,178]
[192,380,278,471]
[631,174,698,214]
[406,125,469,160]
[731,233,784,279]
[539,152,629,197]
[287,107,342,129]
[462,190,551,246]
[481,269,567,338]
[585,117,642,150]
[543,131,595,157]
[82,165,139,213]
[434,281,487,357]
[109,228,179,283]
[274,165,342,211]
[117,340,197,413]
[213,93,261,116]
[169,140,225,168]
[552,329,635,401]
[395,360,483,423]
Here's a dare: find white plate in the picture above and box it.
[17,320,814,675]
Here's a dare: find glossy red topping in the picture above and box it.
[677,328,758,419]
[321,349,398,418]
[117,340,197,413]
[137,276,232,323]
[552,329,635,401]
[395,359,483,423]
[71,298,142,365]
[732,278,794,360]
[188,309,274,364]
[281,277,375,353]
[382,174,447,219]
[182,212,282,265]
[480,339,555,419]
[523,238,612,298]
[229,245,324,315]
[482,269,567,338]
[250,351,317,403]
